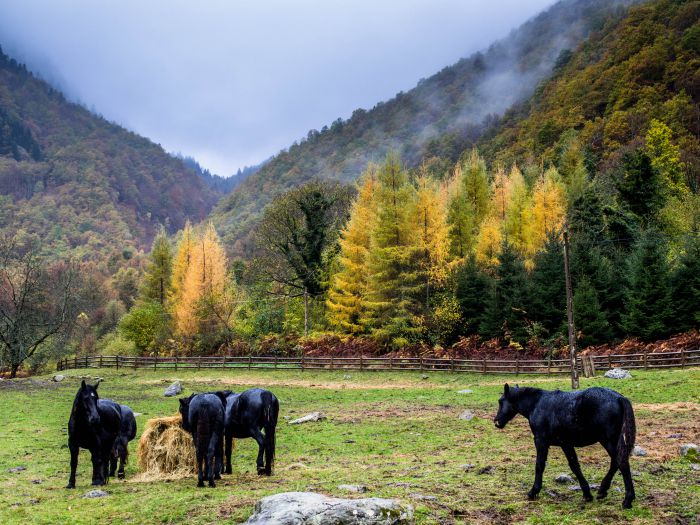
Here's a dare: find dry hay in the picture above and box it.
[133,414,196,481]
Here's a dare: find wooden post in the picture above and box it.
[644,351,648,369]
[516,358,520,375]
[175,356,178,371]
[482,359,486,373]
[248,356,252,370]
[116,356,120,370]
[360,355,363,371]
[154,357,157,371]
[563,228,580,390]
[301,354,305,371]
[681,349,686,368]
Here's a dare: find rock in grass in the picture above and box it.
[83,490,109,498]
[243,492,413,524]
[8,466,26,473]
[679,443,698,459]
[477,466,494,475]
[288,412,326,425]
[338,484,368,493]
[457,389,473,394]
[52,374,65,382]
[554,473,574,484]
[632,445,647,457]
[604,368,631,379]
[163,381,182,397]
[458,410,474,421]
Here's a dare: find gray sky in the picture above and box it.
[0,0,555,176]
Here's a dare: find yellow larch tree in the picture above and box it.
[531,167,565,251]
[503,164,534,266]
[326,166,378,333]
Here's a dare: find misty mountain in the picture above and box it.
[0,47,219,260]
[174,154,267,195]
[212,0,639,256]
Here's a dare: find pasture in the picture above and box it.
[0,367,698,524]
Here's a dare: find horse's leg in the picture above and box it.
[224,433,233,474]
[196,446,205,488]
[101,446,111,485]
[213,435,222,481]
[597,442,618,500]
[117,449,127,479]
[527,438,549,500]
[619,452,635,508]
[562,445,592,502]
[263,424,276,476]
[207,435,217,487]
[109,454,117,477]
[90,449,102,486]
[66,442,79,489]
[249,428,266,475]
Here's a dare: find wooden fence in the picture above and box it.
[56,349,700,375]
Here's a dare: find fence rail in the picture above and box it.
[56,349,700,375]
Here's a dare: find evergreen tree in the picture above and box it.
[530,233,565,337]
[446,149,490,258]
[140,227,173,306]
[617,150,665,226]
[327,167,378,333]
[454,257,491,335]
[479,241,530,345]
[364,154,423,347]
[621,230,673,341]
[573,276,611,345]
[670,235,700,333]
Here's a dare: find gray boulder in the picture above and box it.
[83,490,109,498]
[243,491,413,524]
[163,381,182,397]
[632,445,647,457]
[554,473,574,484]
[458,410,474,421]
[457,389,473,394]
[679,443,698,459]
[604,368,631,379]
[52,374,65,382]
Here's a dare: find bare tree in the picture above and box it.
[0,236,80,377]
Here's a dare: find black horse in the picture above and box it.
[494,384,636,508]
[221,388,279,476]
[179,392,226,487]
[109,403,137,479]
[66,380,122,488]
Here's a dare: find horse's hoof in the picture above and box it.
[257,468,266,476]
[197,481,205,488]
[209,482,216,488]
[117,473,125,480]
[597,491,608,500]
[214,474,221,480]
[65,484,75,489]
[583,493,593,502]
[622,498,634,509]
[225,469,232,475]
[527,491,538,501]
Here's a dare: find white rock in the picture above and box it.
[83,490,109,498]
[243,491,413,524]
[679,443,698,458]
[163,381,182,397]
[604,368,631,379]
[555,473,574,484]
[457,389,473,394]
[52,375,65,382]
[632,445,647,457]
[458,410,474,421]
[288,412,326,425]
[338,484,368,493]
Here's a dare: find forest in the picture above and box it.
[1,0,700,376]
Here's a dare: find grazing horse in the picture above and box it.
[66,380,122,488]
[221,388,279,476]
[109,403,137,479]
[179,392,226,487]
[494,384,636,508]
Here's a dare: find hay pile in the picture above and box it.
[134,414,196,481]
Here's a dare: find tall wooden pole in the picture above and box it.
[563,228,579,389]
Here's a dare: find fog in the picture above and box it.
[0,0,557,175]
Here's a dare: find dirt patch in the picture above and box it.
[0,378,58,391]
[333,404,459,423]
[636,402,700,412]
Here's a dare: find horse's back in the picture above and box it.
[118,404,137,441]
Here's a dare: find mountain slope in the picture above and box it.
[481,0,700,182]
[212,0,638,256]
[0,48,220,261]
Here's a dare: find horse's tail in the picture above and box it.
[196,410,211,457]
[263,393,279,474]
[617,396,636,464]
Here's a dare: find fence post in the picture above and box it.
[608,355,612,370]
[222,355,226,370]
[116,356,119,370]
[360,355,363,371]
[330,356,334,370]
[154,357,157,371]
[643,351,648,369]
[681,349,686,368]
[248,356,252,370]
[482,359,486,373]
[390,357,393,371]
[197,358,201,371]
[516,359,520,375]
[301,355,305,371]
[175,356,178,371]
[451,358,455,372]
[419,357,423,371]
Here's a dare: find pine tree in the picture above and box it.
[530,233,565,337]
[573,276,611,345]
[446,149,490,258]
[621,230,672,341]
[479,241,530,345]
[617,150,665,226]
[670,235,700,333]
[413,175,451,307]
[364,154,423,347]
[140,226,173,306]
[454,257,491,335]
[327,167,378,333]
[530,167,565,253]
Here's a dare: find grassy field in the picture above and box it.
[0,367,698,524]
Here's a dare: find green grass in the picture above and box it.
[0,368,698,524]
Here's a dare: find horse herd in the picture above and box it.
[65,379,637,509]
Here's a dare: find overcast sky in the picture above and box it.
[0,1,555,176]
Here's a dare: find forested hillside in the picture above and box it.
[212,0,638,256]
[0,48,220,261]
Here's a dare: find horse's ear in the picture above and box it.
[504,383,510,395]
[81,380,87,389]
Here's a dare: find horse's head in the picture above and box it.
[178,394,195,432]
[77,380,100,426]
[494,383,519,429]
